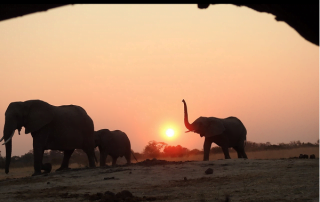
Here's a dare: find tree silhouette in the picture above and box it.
[163,145,189,158]
[143,140,167,158]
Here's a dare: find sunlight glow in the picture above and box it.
[166,129,174,137]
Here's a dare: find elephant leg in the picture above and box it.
[32,147,44,176]
[238,145,248,159]
[203,138,212,161]
[221,146,231,159]
[111,156,117,166]
[32,131,49,176]
[125,151,131,165]
[41,163,52,173]
[232,146,242,158]
[100,151,106,167]
[83,148,96,168]
[56,149,74,171]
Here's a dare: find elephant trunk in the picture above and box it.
[5,139,12,174]
[3,120,17,174]
[182,99,193,131]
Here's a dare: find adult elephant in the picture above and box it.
[182,99,247,161]
[94,129,136,166]
[1,99,96,176]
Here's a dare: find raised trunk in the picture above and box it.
[182,99,193,131]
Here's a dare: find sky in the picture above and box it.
[0,4,318,157]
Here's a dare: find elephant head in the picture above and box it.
[1,100,54,173]
[94,129,112,148]
[94,131,101,148]
[182,99,225,137]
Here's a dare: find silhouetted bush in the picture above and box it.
[163,145,190,158]
[142,141,167,159]
[189,149,203,156]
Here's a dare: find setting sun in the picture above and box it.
[166,129,174,137]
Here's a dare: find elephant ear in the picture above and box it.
[204,118,225,137]
[24,100,54,134]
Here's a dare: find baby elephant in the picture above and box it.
[94,129,134,166]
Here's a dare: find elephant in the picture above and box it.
[1,99,96,176]
[94,129,137,166]
[182,99,247,161]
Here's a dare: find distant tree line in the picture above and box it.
[142,140,319,159]
[0,139,318,169]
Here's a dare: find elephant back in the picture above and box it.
[223,117,247,138]
[56,105,93,127]
[53,104,95,148]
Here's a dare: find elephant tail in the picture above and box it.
[131,151,138,163]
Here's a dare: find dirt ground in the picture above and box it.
[0,149,318,202]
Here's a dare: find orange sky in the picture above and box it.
[0,4,318,156]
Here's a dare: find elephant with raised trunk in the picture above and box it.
[182,99,247,161]
[1,99,96,176]
[94,129,137,166]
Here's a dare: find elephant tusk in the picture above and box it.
[185,130,192,133]
[2,131,14,145]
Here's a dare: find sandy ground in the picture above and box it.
[0,149,318,202]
